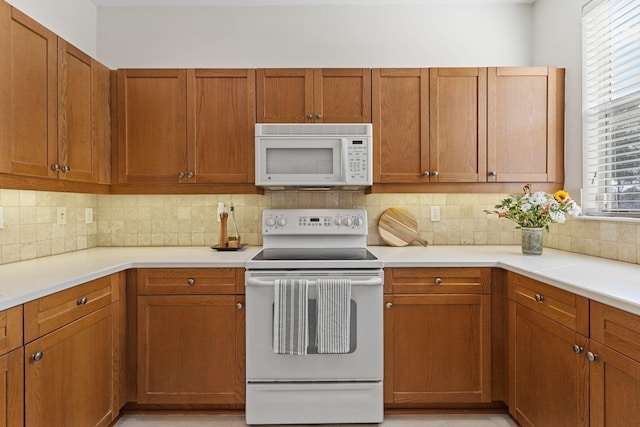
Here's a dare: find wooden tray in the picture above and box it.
[378,207,428,247]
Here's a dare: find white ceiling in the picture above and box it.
[91,0,534,7]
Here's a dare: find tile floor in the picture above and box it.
[114,413,519,427]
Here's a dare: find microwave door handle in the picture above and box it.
[341,138,348,181]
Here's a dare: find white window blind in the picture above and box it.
[583,0,640,216]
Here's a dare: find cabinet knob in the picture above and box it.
[534,294,544,302]
[572,344,584,354]
[237,302,243,310]
[187,278,195,286]
[187,172,194,178]
[431,171,439,177]
[423,171,430,176]
[31,352,43,362]
[178,172,185,178]
[315,113,322,119]
[385,302,392,309]
[490,170,497,177]
[77,296,88,306]
[587,351,599,362]
[61,165,70,173]
[434,277,443,285]
[51,164,60,171]
[306,113,313,119]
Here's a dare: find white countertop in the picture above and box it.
[0,245,639,316]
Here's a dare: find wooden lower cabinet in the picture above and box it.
[0,348,23,426]
[509,303,589,427]
[136,268,245,405]
[384,268,492,406]
[25,305,116,427]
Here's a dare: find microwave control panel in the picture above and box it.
[347,139,370,184]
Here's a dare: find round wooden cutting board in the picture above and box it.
[378,207,428,247]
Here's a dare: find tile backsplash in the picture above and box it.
[1,189,639,266]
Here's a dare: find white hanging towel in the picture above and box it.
[273,279,309,355]
[316,278,352,354]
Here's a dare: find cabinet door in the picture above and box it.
[256,68,313,123]
[25,305,115,427]
[384,294,491,404]
[117,69,187,183]
[58,39,96,182]
[137,294,244,404]
[429,68,487,182]
[487,67,564,183]
[187,69,255,183]
[314,68,371,123]
[93,59,112,185]
[589,341,640,427]
[510,303,588,427]
[372,69,429,183]
[0,3,58,178]
[0,348,24,427]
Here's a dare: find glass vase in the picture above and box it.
[521,227,544,255]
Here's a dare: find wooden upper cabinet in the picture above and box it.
[487,67,565,183]
[372,69,429,183]
[58,39,96,182]
[257,68,371,123]
[0,2,58,178]
[429,68,487,182]
[117,69,187,184]
[187,69,255,184]
[93,60,112,184]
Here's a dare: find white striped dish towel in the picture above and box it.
[316,278,352,354]
[273,279,309,355]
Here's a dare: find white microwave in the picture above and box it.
[255,123,373,189]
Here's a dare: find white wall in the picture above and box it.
[96,4,533,69]
[531,0,583,193]
[6,0,98,57]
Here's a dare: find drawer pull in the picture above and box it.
[434,277,443,285]
[587,351,599,362]
[572,345,584,354]
[237,303,243,310]
[187,278,196,286]
[32,352,43,362]
[534,294,544,302]
[385,302,393,309]
[77,297,88,306]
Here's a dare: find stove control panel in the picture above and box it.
[262,209,367,235]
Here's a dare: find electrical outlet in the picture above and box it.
[217,202,225,223]
[0,207,3,229]
[85,208,93,224]
[57,207,67,225]
[430,206,441,222]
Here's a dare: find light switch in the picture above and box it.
[85,208,93,224]
[431,206,441,222]
[0,207,3,229]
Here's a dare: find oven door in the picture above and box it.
[245,269,383,382]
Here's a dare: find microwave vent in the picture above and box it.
[256,123,372,137]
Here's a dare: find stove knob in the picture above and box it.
[277,217,287,227]
[335,217,343,226]
[345,217,354,226]
[354,216,364,227]
[265,217,276,227]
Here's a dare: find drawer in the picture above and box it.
[137,268,244,295]
[24,274,115,343]
[385,268,491,294]
[508,272,588,335]
[591,301,640,363]
[0,306,23,355]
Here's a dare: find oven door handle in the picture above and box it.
[246,277,383,287]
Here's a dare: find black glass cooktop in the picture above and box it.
[252,247,377,261]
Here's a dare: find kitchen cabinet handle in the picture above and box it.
[178,172,185,178]
[77,296,88,306]
[61,165,70,173]
[187,278,196,286]
[237,302,243,310]
[51,164,60,171]
[434,277,443,285]
[385,302,392,309]
[32,352,43,362]
[489,170,497,177]
[587,351,599,362]
[431,171,439,177]
[423,171,430,176]
[572,345,584,354]
[187,172,194,178]
[306,113,313,119]
[315,113,322,119]
[535,294,544,302]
